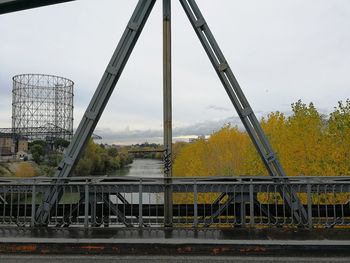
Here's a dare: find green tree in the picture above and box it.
[107,147,118,158]
[30,144,45,164]
[74,140,133,176]
[54,139,70,150]
[74,158,92,176]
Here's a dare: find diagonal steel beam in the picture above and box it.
[202,193,276,227]
[179,0,308,225]
[0,0,75,15]
[34,0,156,225]
[100,193,133,228]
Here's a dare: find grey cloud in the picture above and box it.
[173,116,243,136]
[95,128,162,142]
[94,116,243,144]
[0,0,349,138]
[206,105,230,112]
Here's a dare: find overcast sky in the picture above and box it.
[0,0,349,144]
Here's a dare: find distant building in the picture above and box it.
[18,139,28,153]
[0,133,14,156]
[16,151,29,160]
[0,133,28,159]
[189,135,207,143]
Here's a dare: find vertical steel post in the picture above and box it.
[249,181,255,228]
[84,183,89,228]
[193,180,198,228]
[31,184,36,227]
[163,0,173,227]
[139,178,143,228]
[307,180,313,228]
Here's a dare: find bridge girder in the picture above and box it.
[0,0,75,15]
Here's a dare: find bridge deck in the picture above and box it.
[0,227,350,256]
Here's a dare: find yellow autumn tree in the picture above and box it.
[173,100,350,205]
[259,101,329,176]
[15,162,36,177]
[327,99,350,175]
[173,99,350,178]
[285,100,327,175]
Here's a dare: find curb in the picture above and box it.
[0,240,350,256]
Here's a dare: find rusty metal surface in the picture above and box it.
[0,241,349,256]
[0,228,350,255]
[0,255,348,263]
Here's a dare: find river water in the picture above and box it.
[110,159,164,204]
[111,158,163,178]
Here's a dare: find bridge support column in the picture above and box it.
[163,0,173,227]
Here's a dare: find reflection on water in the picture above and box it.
[110,158,163,178]
[109,159,164,204]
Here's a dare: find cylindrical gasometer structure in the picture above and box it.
[12,74,74,142]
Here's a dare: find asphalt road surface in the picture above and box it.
[1,255,350,263]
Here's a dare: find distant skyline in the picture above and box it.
[0,0,349,144]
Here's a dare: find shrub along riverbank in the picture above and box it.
[10,139,134,177]
[73,140,133,176]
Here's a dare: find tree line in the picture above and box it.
[173,100,350,177]
[20,139,133,177]
[74,140,133,176]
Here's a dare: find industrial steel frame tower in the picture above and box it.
[0,0,308,226]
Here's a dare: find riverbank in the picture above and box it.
[0,161,37,177]
[0,158,163,178]
[0,162,12,176]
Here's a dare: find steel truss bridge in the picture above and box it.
[0,176,349,229]
[0,0,342,232]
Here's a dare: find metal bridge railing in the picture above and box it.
[0,176,349,229]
